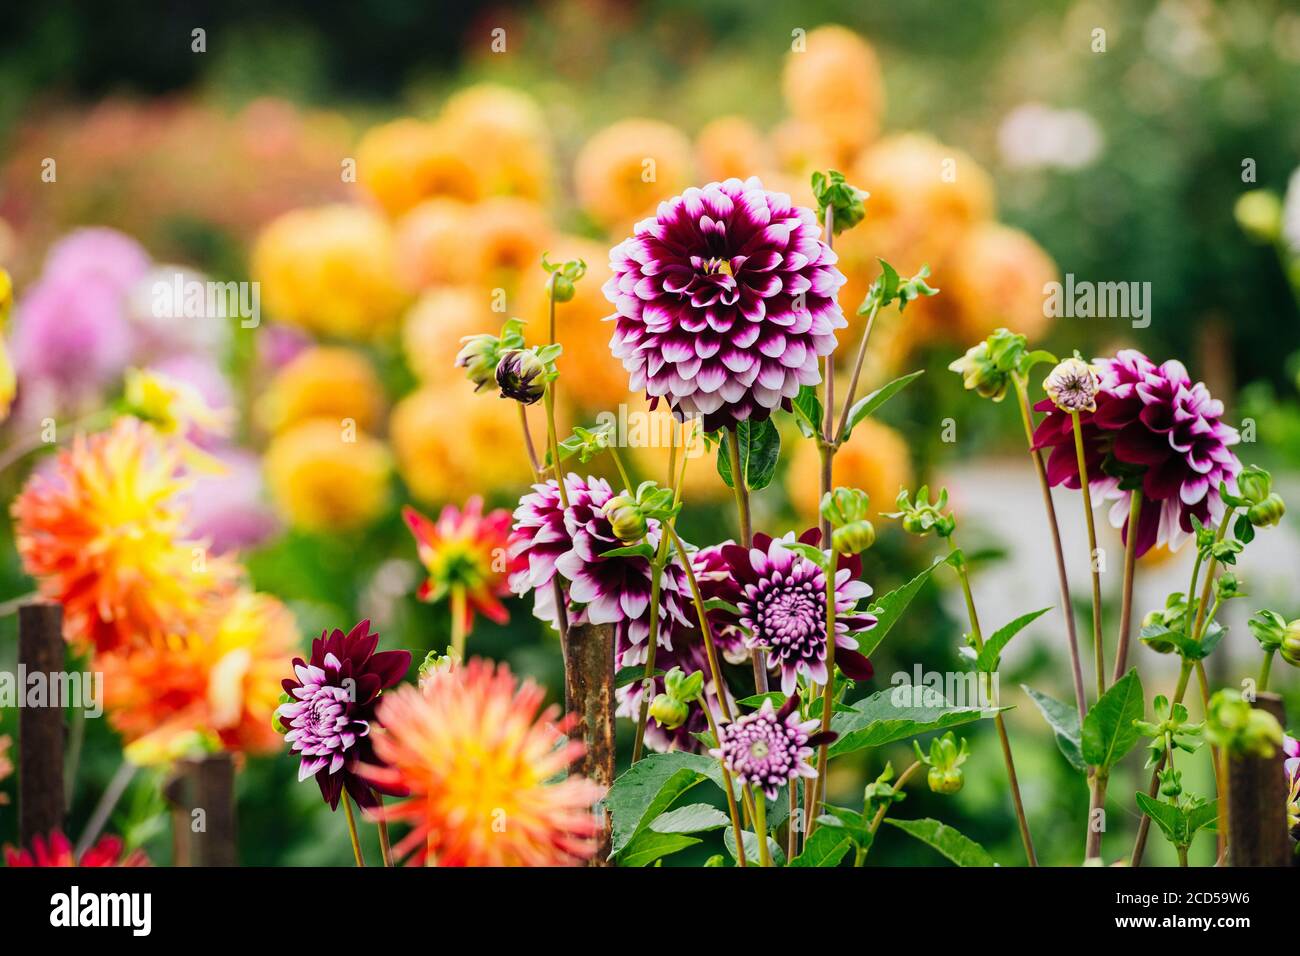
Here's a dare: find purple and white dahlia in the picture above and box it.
[690,541,759,665]
[277,620,411,811]
[719,530,876,694]
[604,177,847,431]
[710,696,834,799]
[1033,349,1242,555]
[509,473,690,649]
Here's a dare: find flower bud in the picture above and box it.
[272,691,293,735]
[662,666,704,703]
[1043,357,1101,414]
[928,766,964,795]
[1282,619,1300,668]
[821,487,870,528]
[649,693,689,730]
[914,731,968,795]
[495,348,546,405]
[455,333,502,392]
[1158,768,1183,799]
[603,494,648,544]
[832,520,875,555]
[948,341,1009,401]
[1248,493,1285,528]
[1237,465,1272,505]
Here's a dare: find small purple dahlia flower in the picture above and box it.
[719,530,876,694]
[710,695,835,799]
[278,620,411,811]
[605,177,847,431]
[1033,349,1242,555]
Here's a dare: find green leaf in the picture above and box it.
[735,691,787,710]
[614,665,664,689]
[603,752,723,857]
[792,385,824,439]
[1135,792,1188,848]
[1186,800,1219,836]
[975,607,1052,673]
[618,830,701,867]
[1081,668,1145,770]
[599,542,657,560]
[828,689,1002,758]
[716,419,781,490]
[1022,685,1087,773]
[649,803,731,834]
[702,598,742,617]
[723,827,786,867]
[789,825,853,867]
[882,817,995,867]
[858,555,953,657]
[817,807,874,850]
[841,370,923,440]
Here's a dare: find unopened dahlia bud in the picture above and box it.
[495,348,546,405]
[821,487,870,528]
[1205,689,1284,757]
[1158,767,1183,799]
[272,691,293,735]
[603,493,648,544]
[1248,493,1286,528]
[1237,465,1273,505]
[947,328,1027,403]
[649,693,689,730]
[455,333,503,392]
[1249,610,1287,652]
[662,667,704,703]
[1043,357,1101,414]
[832,520,875,555]
[542,253,587,304]
[1282,619,1300,668]
[914,731,969,795]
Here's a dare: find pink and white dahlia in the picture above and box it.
[718,530,876,694]
[604,177,847,431]
[1033,349,1242,555]
[508,473,690,648]
[710,695,834,799]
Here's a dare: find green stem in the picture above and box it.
[376,794,394,867]
[726,427,766,694]
[1069,410,1106,700]
[805,548,838,841]
[449,586,468,660]
[543,385,568,509]
[1111,490,1143,684]
[1194,659,1228,864]
[343,794,366,867]
[832,301,881,445]
[752,788,771,867]
[947,536,1038,866]
[1259,649,1275,692]
[630,559,665,764]
[1130,658,1193,866]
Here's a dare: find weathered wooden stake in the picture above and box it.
[564,621,615,865]
[163,752,237,866]
[17,601,65,848]
[1227,692,1290,867]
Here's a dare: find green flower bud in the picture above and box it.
[703,854,727,867]
[821,487,870,529]
[1234,190,1283,244]
[887,486,956,539]
[1204,689,1284,757]
[272,691,292,735]
[1158,768,1183,799]
[914,731,969,796]
[1249,610,1287,652]
[495,348,547,405]
[1248,493,1286,528]
[832,520,875,555]
[1237,465,1272,505]
[662,666,704,703]
[542,253,587,303]
[649,693,689,730]
[603,494,648,544]
[455,333,503,392]
[811,169,868,234]
[1282,619,1300,667]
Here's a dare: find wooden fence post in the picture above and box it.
[564,621,615,865]
[163,752,237,866]
[1227,692,1290,866]
[17,601,65,848]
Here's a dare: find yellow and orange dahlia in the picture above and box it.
[364,660,605,867]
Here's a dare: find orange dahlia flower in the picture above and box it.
[364,660,605,867]
[11,417,240,654]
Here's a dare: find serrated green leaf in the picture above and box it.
[842,370,923,440]
[603,752,723,857]
[618,830,701,867]
[975,607,1052,673]
[723,826,786,867]
[649,803,731,834]
[858,555,953,657]
[883,817,995,867]
[1082,668,1145,770]
[789,824,853,867]
[1022,684,1087,773]
[716,419,781,490]
[828,689,1002,758]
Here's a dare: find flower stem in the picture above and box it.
[449,585,468,660]
[832,301,881,445]
[1194,659,1228,864]
[343,794,366,867]
[1012,375,1087,724]
[752,787,771,867]
[805,548,839,841]
[1111,490,1143,684]
[543,385,568,509]
[947,536,1038,866]
[697,696,746,867]
[1069,409,1106,700]
[518,404,542,480]
[630,562,664,765]
[1130,658,1193,866]
[726,426,767,694]
[1259,649,1275,692]
[375,794,394,867]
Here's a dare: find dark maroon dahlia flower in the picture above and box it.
[1032,350,1241,555]
[277,620,411,811]
[604,177,847,431]
[717,530,876,695]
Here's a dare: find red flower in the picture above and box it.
[4,830,148,867]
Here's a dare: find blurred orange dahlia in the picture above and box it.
[364,660,605,867]
[11,417,240,654]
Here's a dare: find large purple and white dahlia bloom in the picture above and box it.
[604,177,847,431]
[1033,349,1242,555]
[718,530,876,694]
